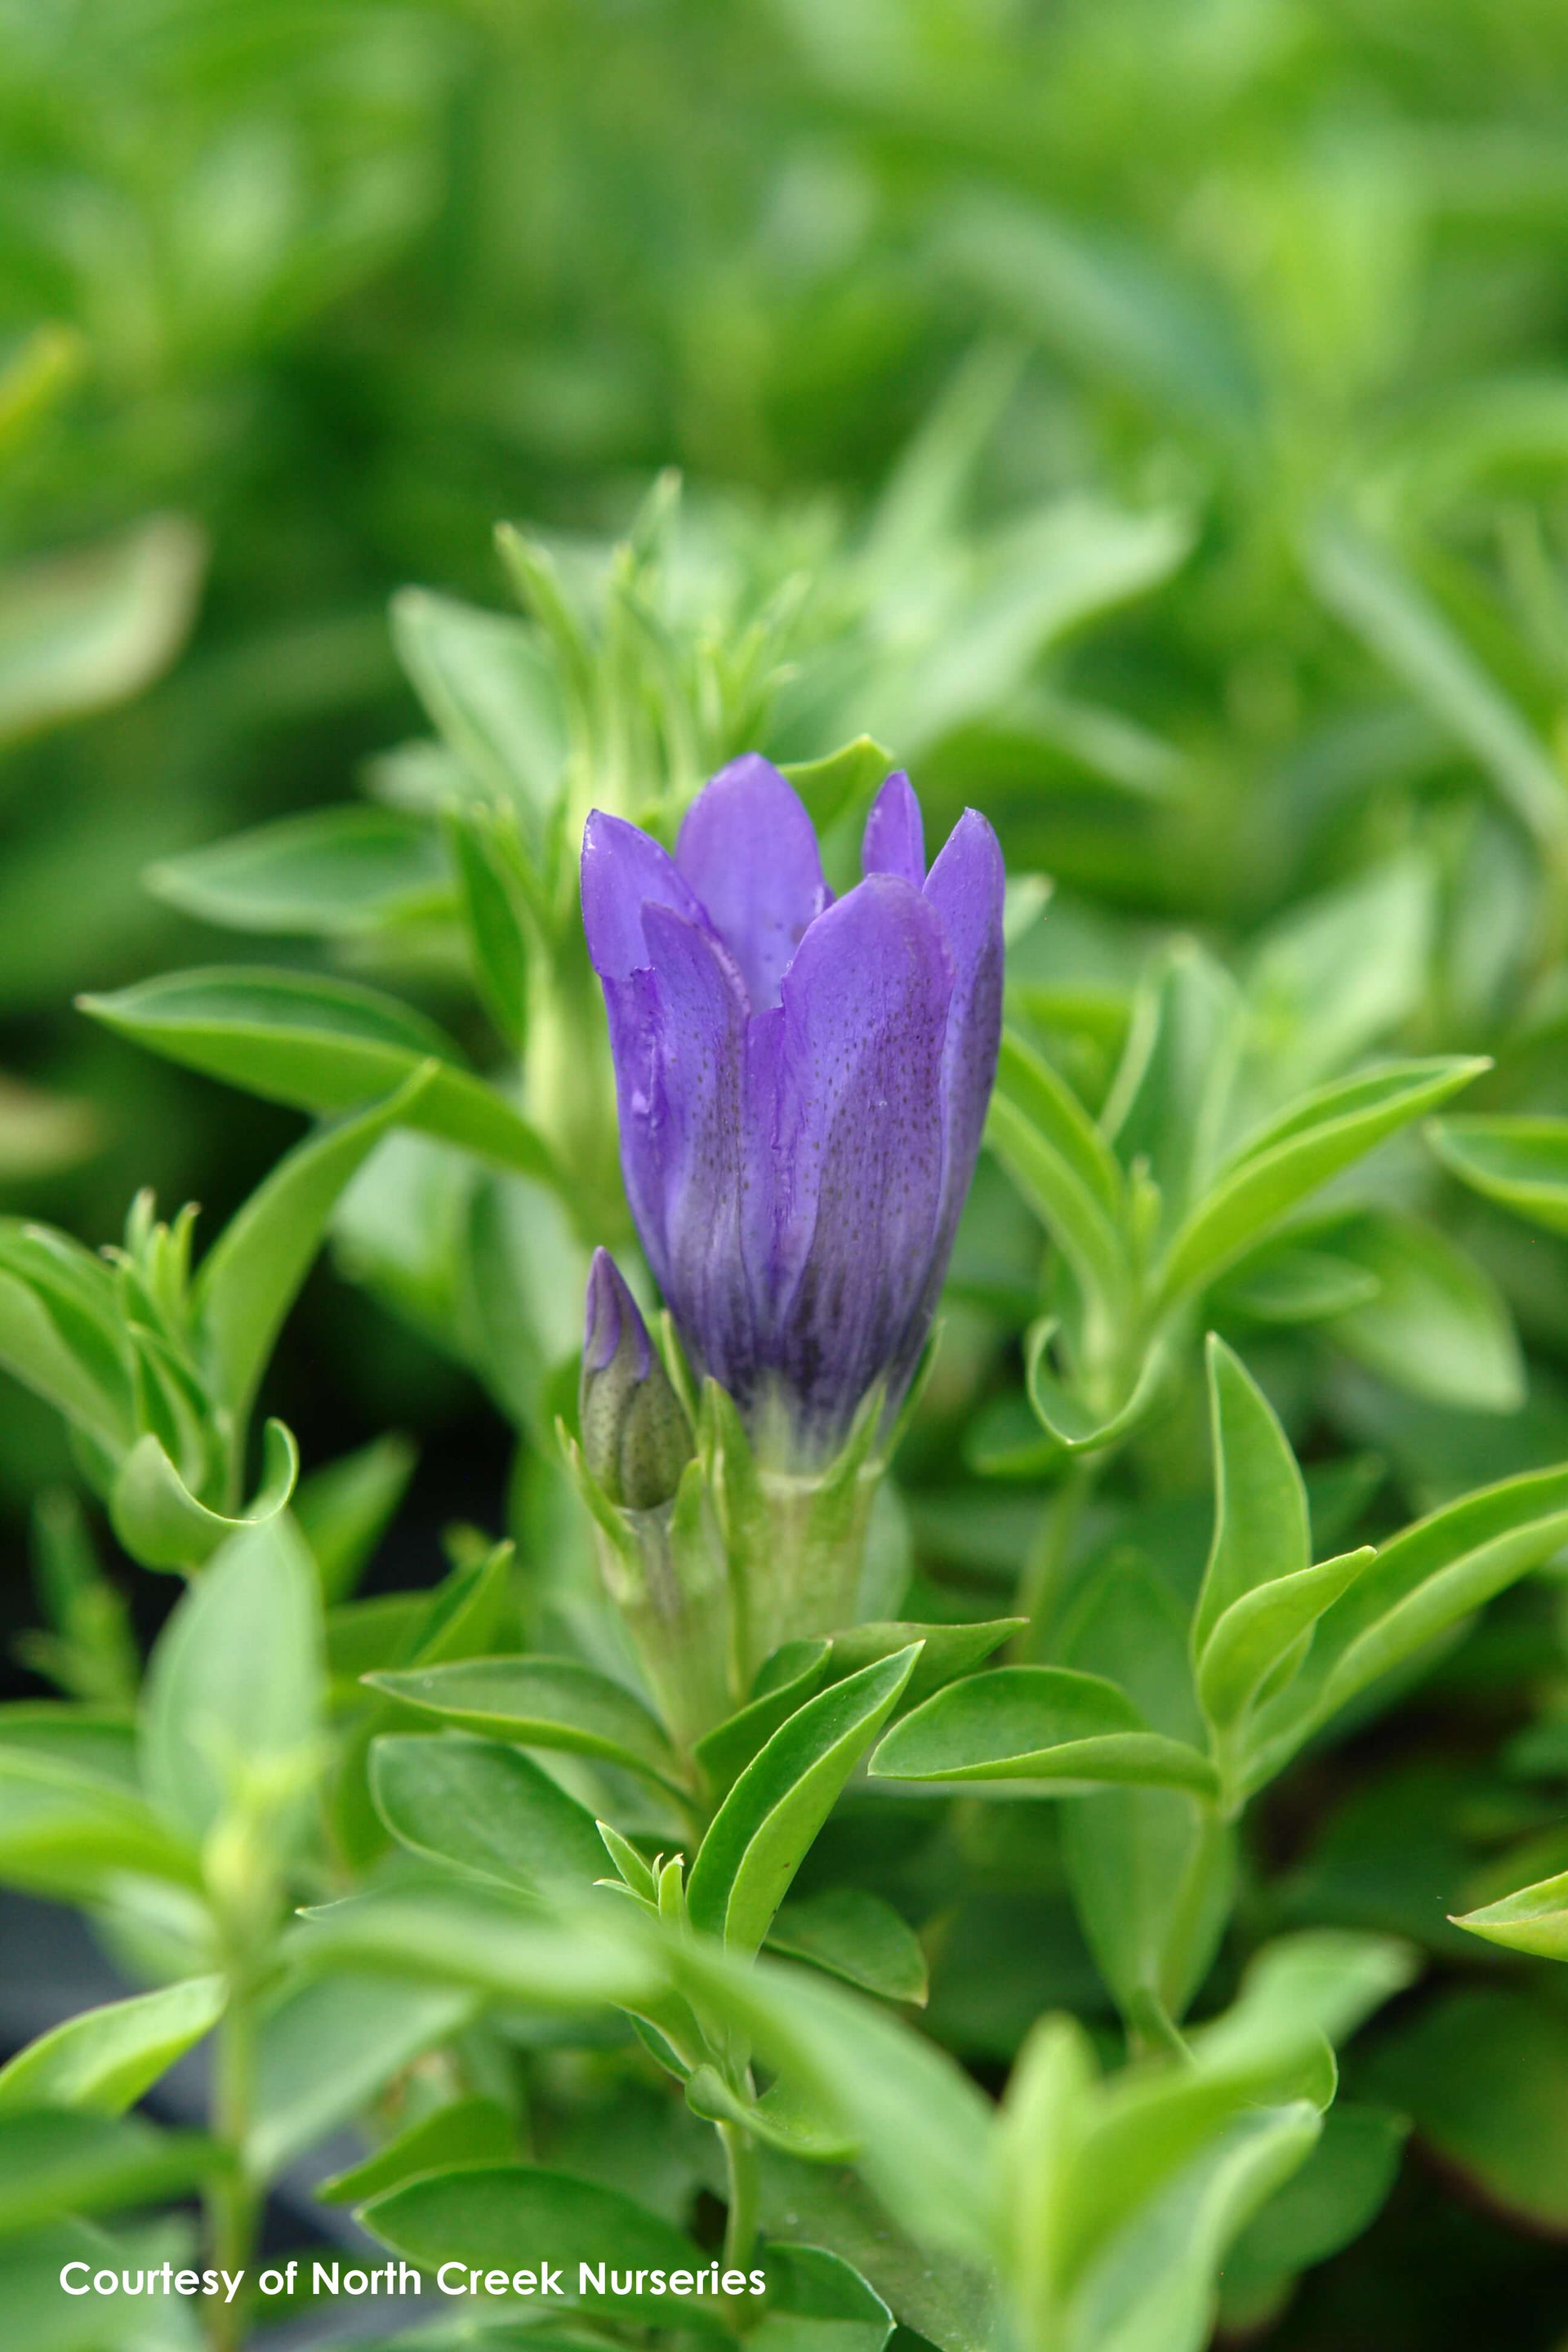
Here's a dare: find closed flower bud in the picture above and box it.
[581,756,1004,1466]
[579,1248,693,1511]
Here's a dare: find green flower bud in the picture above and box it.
[579,1249,693,1510]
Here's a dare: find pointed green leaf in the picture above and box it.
[1429,1115,1568,1236]
[1158,1058,1487,1305]
[871,1666,1218,1796]
[0,1749,198,1900]
[317,2096,514,2204]
[1320,1209,1524,1413]
[79,969,557,1180]
[767,1890,929,2007]
[986,1030,1128,1312]
[781,737,897,835]
[688,1647,922,1953]
[391,588,568,828]
[0,1977,225,2118]
[247,1972,479,2177]
[827,1618,1024,1710]
[694,1642,835,1795]
[1193,1338,1311,1661]
[293,1433,416,1603]
[139,1514,323,1850]
[0,2111,216,2238]
[146,806,452,937]
[194,1072,440,1427]
[367,1656,682,1789]
[369,1732,606,1896]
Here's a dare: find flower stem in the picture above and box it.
[205,1967,260,2352]
[719,2120,760,2273]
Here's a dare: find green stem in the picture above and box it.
[719,2120,760,2273]
[1017,1457,1099,1658]
[205,1968,260,2352]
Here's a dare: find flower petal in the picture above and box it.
[675,754,831,1011]
[862,770,925,887]
[924,807,1006,1289]
[581,810,706,981]
[751,873,956,1455]
[605,902,756,1401]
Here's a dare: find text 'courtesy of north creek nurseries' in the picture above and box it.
[59,2256,773,2305]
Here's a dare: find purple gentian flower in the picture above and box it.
[581,755,1004,1466]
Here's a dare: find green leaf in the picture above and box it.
[1429,1115,1568,1236]
[1057,1561,1232,2024]
[359,2166,711,2319]
[1361,1988,1568,2232]
[0,516,204,747]
[317,2095,515,2205]
[1454,1868,1568,1960]
[827,1618,1024,1711]
[694,1642,835,1795]
[146,807,452,937]
[1242,855,1436,1106]
[1103,941,1241,1241]
[0,1749,199,1900]
[1307,516,1568,848]
[872,1666,1218,1795]
[781,738,897,835]
[753,2243,893,2352]
[369,1733,607,1897]
[1218,1241,1382,1325]
[1245,1461,1568,1791]
[391,588,568,829]
[1156,1058,1487,1306]
[0,1227,134,1453]
[984,1030,1128,1314]
[0,2111,215,2238]
[79,969,557,1181]
[366,1657,682,1788]
[1320,1209,1524,1413]
[1190,1336,1369,1733]
[139,1514,323,1851]
[109,1415,299,1575]
[293,1433,416,1603]
[670,1939,996,2265]
[293,1886,661,2015]
[247,1974,479,2178]
[1025,1317,1172,1454]
[767,1891,929,2007]
[0,1706,138,1788]
[1218,2103,1409,2320]
[0,1978,225,2118]
[443,804,531,1047]
[687,1647,922,1953]
[194,1072,441,1429]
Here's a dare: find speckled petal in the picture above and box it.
[675,754,831,1011]
[861,770,925,887]
[916,808,1006,1373]
[752,873,955,1455]
[581,809,707,981]
[614,902,756,1400]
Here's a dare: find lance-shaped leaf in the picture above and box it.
[782,737,898,835]
[985,1029,1129,1316]
[871,1666,1218,1797]
[193,1070,440,1431]
[1103,940,1241,1241]
[1429,1116,1568,1236]
[0,1976,225,2117]
[294,1432,416,1602]
[292,1886,662,2015]
[753,2244,893,2352]
[685,2063,858,2163]
[694,1641,835,1795]
[1192,1339,1375,1733]
[1026,1316,1172,1454]
[369,1732,608,1897]
[316,2095,514,2204]
[1242,1463,1568,1793]
[391,588,568,834]
[1156,1057,1487,1305]
[670,1936,996,2266]
[443,803,532,1045]
[767,1890,929,2007]
[109,1416,299,1575]
[1317,1209,1523,1414]
[139,1514,323,1852]
[79,969,557,1180]
[0,514,204,746]
[247,1972,479,2178]
[1454,1871,1568,1961]
[827,1617,1024,1709]
[687,1647,922,1953]
[360,2166,709,2322]
[0,2110,217,2237]
[146,806,453,937]
[0,1749,200,1900]
[366,1656,683,1790]
[0,1224,134,1453]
